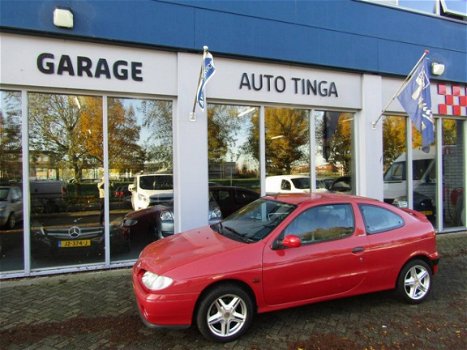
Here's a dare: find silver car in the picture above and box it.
[0,186,23,230]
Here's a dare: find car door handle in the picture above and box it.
[352,246,365,254]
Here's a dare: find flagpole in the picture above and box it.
[190,46,209,121]
[372,50,429,129]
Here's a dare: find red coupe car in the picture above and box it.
[132,193,439,342]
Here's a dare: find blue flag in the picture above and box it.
[196,51,216,111]
[397,57,434,153]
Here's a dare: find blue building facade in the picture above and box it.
[1,0,466,277]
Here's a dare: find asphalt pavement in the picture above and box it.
[0,232,466,350]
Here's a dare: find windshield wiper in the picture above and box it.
[223,225,255,243]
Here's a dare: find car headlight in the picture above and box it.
[209,208,222,220]
[141,271,173,291]
[160,210,173,221]
[123,218,138,226]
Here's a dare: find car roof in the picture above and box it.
[264,192,379,206]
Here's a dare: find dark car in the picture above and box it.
[121,186,260,242]
[329,176,352,193]
[209,185,260,217]
[392,192,436,223]
[31,219,129,257]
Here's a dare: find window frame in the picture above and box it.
[280,203,356,245]
[359,203,405,235]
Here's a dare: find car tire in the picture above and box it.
[196,284,254,343]
[5,214,16,230]
[397,259,432,304]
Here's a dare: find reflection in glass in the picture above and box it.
[441,119,465,228]
[108,98,173,261]
[0,90,24,272]
[28,93,105,269]
[265,107,309,176]
[383,116,408,203]
[411,124,436,224]
[208,104,260,191]
[315,111,353,193]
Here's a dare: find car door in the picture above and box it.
[262,203,367,306]
[11,187,23,218]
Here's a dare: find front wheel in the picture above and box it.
[397,259,432,304]
[5,214,16,230]
[196,284,254,343]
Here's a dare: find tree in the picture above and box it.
[28,94,97,182]
[28,94,144,182]
[139,100,173,172]
[208,105,244,162]
[0,91,22,181]
[108,99,145,174]
[246,108,309,175]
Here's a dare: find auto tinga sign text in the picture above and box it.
[239,72,338,97]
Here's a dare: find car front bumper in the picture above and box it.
[132,267,197,328]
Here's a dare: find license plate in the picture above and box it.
[59,240,91,248]
[420,210,433,216]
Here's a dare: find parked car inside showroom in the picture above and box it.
[132,193,439,342]
[0,185,23,230]
[121,186,259,242]
[31,218,129,258]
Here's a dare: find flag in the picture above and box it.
[196,50,216,111]
[397,57,434,153]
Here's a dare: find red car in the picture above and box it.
[132,193,439,342]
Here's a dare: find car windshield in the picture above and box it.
[139,175,173,190]
[291,178,310,189]
[0,188,9,201]
[213,198,296,243]
[384,159,433,181]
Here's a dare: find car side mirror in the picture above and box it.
[283,235,302,248]
[128,184,135,192]
[273,234,302,250]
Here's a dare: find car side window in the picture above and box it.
[216,190,231,202]
[281,180,291,191]
[359,204,404,234]
[282,204,354,244]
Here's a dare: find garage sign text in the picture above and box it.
[37,53,143,81]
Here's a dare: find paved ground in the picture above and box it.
[0,232,466,350]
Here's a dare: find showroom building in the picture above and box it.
[0,0,466,278]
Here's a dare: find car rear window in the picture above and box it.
[359,204,404,234]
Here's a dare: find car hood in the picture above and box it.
[126,204,169,219]
[137,226,251,275]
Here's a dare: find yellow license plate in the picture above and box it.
[59,240,91,248]
[420,210,433,216]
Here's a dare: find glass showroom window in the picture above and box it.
[383,115,436,225]
[314,111,354,194]
[108,98,173,261]
[265,107,310,177]
[0,90,24,273]
[383,116,408,204]
[28,93,105,269]
[207,104,260,191]
[441,118,465,229]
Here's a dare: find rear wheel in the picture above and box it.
[397,259,432,304]
[196,284,254,343]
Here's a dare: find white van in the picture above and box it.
[265,175,311,195]
[129,174,173,211]
[383,147,435,202]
